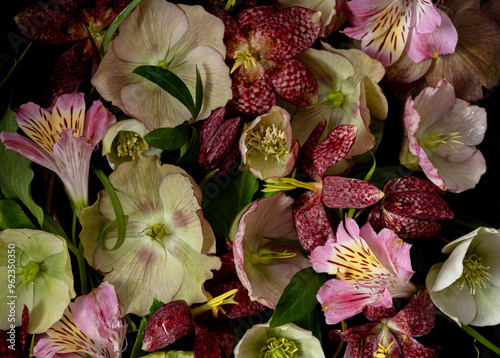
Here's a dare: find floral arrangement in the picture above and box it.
[0,0,500,357]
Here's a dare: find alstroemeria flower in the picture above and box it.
[15,0,132,104]
[207,4,321,115]
[368,176,454,239]
[343,0,458,66]
[239,106,298,180]
[0,229,75,334]
[284,121,383,253]
[0,305,29,358]
[79,154,221,316]
[234,322,324,358]
[427,226,500,326]
[289,43,388,174]
[102,119,162,170]
[330,290,440,358]
[92,0,232,130]
[310,217,416,325]
[232,192,311,308]
[34,281,127,358]
[400,78,487,193]
[0,92,116,212]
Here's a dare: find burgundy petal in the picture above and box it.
[199,107,226,144]
[383,192,454,221]
[206,251,236,286]
[400,341,441,358]
[322,177,383,209]
[228,64,275,115]
[329,322,380,342]
[300,120,326,182]
[372,208,445,239]
[293,190,334,253]
[194,321,234,358]
[384,176,445,196]
[362,304,396,322]
[253,6,321,60]
[236,5,276,37]
[91,0,133,27]
[142,300,194,352]
[267,58,318,107]
[390,290,436,337]
[312,124,357,177]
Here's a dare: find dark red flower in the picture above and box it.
[0,305,29,358]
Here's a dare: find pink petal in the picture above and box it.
[83,100,116,144]
[321,177,384,209]
[310,238,339,274]
[412,0,441,34]
[267,58,318,107]
[51,92,87,136]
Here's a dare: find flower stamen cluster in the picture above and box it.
[250,249,297,265]
[231,50,258,74]
[259,337,298,358]
[420,132,464,152]
[245,123,288,162]
[115,131,149,157]
[456,254,491,295]
[263,177,320,193]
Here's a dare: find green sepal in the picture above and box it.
[144,125,190,151]
[130,316,149,358]
[149,297,166,316]
[176,126,200,168]
[0,199,36,230]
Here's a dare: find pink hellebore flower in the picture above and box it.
[0,92,116,213]
[310,217,416,325]
[330,290,440,358]
[400,78,487,193]
[343,0,458,66]
[34,281,127,358]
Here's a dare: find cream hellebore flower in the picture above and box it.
[400,78,487,193]
[79,154,221,316]
[289,43,388,174]
[239,106,298,180]
[233,323,325,358]
[427,227,500,326]
[91,0,232,130]
[102,119,162,169]
[141,352,193,358]
[0,229,75,334]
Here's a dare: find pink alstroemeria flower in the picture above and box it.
[310,217,416,325]
[0,92,116,213]
[34,281,127,358]
[330,290,440,358]
[343,0,458,66]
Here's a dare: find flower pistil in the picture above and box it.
[231,50,258,74]
[115,131,149,157]
[456,254,491,295]
[259,337,298,358]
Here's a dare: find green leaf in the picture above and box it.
[99,0,144,57]
[130,316,148,358]
[133,65,197,119]
[0,199,36,230]
[91,164,128,251]
[144,125,190,151]
[0,53,11,69]
[176,126,200,168]
[149,297,165,316]
[0,105,44,226]
[194,65,203,120]
[293,306,321,342]
[42,210,69,240]
[269,267,327,327]
[203,170,259,239]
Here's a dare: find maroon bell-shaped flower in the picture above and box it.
[367,176,454,239]
[329,289,441,358]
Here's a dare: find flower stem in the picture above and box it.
[0,42,32,88]
[72,210,89,295]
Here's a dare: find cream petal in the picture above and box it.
[413,79,456,129]
[470,283,500,326]
[431,240,470,292]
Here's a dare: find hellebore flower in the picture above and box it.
[239,106,298,180]
[330,289,440,358]
[0,229,75,334]
[266,121,383,253]
[208,4,321,115]
[91,0,232,129]
[0,305,29,358]
[232,192,311,308]
[34,281,127,358]
[310,217,416,325]
[79,154,221,316]
[233,322,325,358]
[400,78,487,193]
[15,0,132,104]
[289,43,388,174]
[368,176,454,239]
[0,92,116,213]
[343,0,458,66]
[427,227,500,326]
[197,107,242,176]
[102,119,162,170]
[140,353,193,358]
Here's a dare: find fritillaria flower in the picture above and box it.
[330,290,440,358]
[368,176,454,239]
[92,0,232,129]
[34,282,127,358]
[233,323,325,358]
[0,92,116,213]
[310,217,416,325]
[102,119,162,169]
[0,229,75,334]
[239,106,298,180]
[79,154,221,316]
[0,305,29,358]
[208,4,321,115]
[400,78,487,193]
[427,227,500,326]
[343,0,458,66]
[232,192,311,308]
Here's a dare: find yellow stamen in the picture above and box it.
[231,50,258,74]
[373,340,395,357]
[263,177,321,193]
[190,289,239,318]
[250,248,296,265]
[225,0,236,11]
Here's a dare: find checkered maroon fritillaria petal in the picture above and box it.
[362,304,396,322]
[384,176,445,197]
[236,5,276,37]
[383,191,454,221]
[199,107,226,144]
[390,290,436,337]
[267,58,318,107]
[194,321,234,358]
[253,6,322,61]
[321,177,384,209]
[368,209,444,239]
[293,189,335,253]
